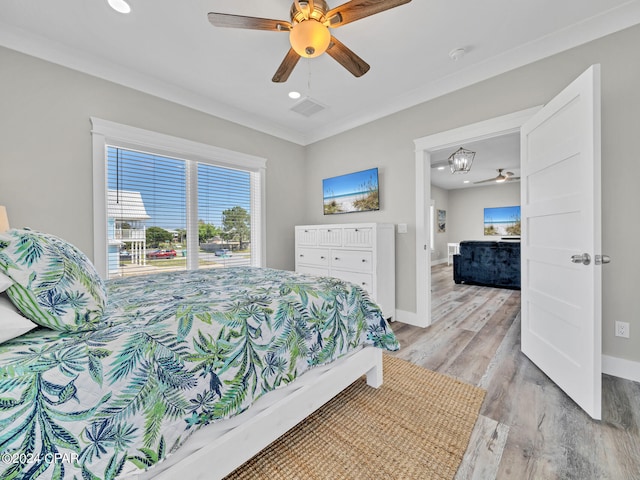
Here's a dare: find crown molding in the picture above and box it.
[2,1,640,146]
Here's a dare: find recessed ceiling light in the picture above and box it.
[108,0,131,14]
[437,166,445,171]
[288,91,301,99]
[463,180,470,184]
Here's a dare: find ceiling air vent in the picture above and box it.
[290,97,326,117]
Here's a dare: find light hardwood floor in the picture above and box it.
[389,264,640,480]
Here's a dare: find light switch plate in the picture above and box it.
[397,223,408,234]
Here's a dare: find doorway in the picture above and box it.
[413,65,603,420]
[412,107,540,328]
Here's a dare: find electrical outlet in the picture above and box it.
[615,321,630,338]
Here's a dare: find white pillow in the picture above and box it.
[0,272,12,292]
[0,293,38,343]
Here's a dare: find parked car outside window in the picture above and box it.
[147,249,177,259]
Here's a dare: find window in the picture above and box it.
[92,118,266,279]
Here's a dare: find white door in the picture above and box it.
[520,65,602,419]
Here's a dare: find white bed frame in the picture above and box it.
[131,347,383,479]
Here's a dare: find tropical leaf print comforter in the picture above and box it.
[0,267,399,479]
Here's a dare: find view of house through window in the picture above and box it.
[107,146,253,278]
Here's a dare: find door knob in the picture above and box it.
[571,253,591,265]
[595,254,611,265]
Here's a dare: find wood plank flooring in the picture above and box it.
[389,264,640,480]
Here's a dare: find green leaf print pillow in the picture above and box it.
[0,228,106,331]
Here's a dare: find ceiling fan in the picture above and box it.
[208,0,412,82]
[474,169,521,184]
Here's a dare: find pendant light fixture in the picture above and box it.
[448,147,475,174]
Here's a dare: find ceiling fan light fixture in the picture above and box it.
[289,19,331,58]
[448,147,475,174]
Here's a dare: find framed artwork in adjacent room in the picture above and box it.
[437,209,446,233]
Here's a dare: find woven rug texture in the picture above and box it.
[225,354,486,480]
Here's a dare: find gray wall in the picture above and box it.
[305,25,640,363]
[0,46,306,272]
[431,183,520,263]
[2,24,639,363]
[430,185,449,263]
[448,183,520,243]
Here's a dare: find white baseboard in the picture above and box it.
[602,355,640,383]
[391,316,639,383]
[431,258,448,266]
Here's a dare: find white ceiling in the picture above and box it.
[430,132,521,191]
[1,0,639,150]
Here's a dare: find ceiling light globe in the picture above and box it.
[290,20,330,58]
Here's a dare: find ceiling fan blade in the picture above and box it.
[430,160,449,169]
[208,12,291,31]
[473,178,500,184]
[327,0,412,27]
[326,36,370,77]
[272,48,301,83]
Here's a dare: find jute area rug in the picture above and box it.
[225,354,486,480]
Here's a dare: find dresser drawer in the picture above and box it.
[295,227,317,246]
[296,247,330,267]
[332,270,374,294]
[343,227,373,247]
[317,227,342,246]
[297,265,330,277]
[330,249,373,273]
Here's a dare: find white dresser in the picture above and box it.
[294,223,395,320]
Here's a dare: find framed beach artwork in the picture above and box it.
[484,205,521,237]
[323,168,380,215]
[437,209,446,233]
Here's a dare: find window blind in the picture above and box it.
[106,146,255,279]
[197,163,252,269]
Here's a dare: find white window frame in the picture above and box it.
[91,118,267,278]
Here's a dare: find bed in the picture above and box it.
[0,228,399,479]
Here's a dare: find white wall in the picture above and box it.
[0,46,306,272]
[304,25,640,364]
